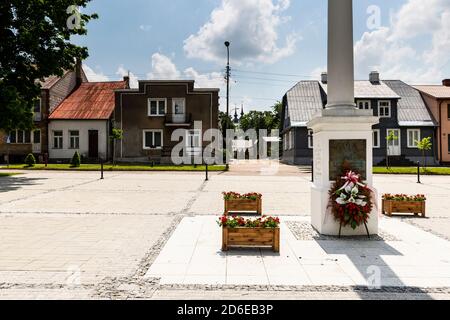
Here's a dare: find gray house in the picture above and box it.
[281,72,437,166]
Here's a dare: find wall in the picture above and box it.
[114,82,219,161]
[48,120,108,160]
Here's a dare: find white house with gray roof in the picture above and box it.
[281,72,437,166]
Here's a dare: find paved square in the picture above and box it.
[0,165,450,299]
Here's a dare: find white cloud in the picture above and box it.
[147,53,224,89]
[147,53,181,79]
[82,64,109,82]
[116,66,139,88]
[354,0,450,83]
[139,25,152,32]
[183,0,298,64]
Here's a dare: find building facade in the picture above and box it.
[281,72,437,166]
[0,63,86,163]
[414,80,450,164]
[113,80,219,164]
[48,80,129,162]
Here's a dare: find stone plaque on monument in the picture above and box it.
[329,139,366,180]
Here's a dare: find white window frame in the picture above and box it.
[143,129,163,150]
[69,130,80,149]
[378,100,391,118]
[53,131,63,149]
[283,133,288,151]
[148,98,167,116]
[289,131,294,150]
[372,129,380,148]
[357,100,372,110]
[407,129,421,148]
[308,129,313,149]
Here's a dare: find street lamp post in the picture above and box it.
[224,41,230,120]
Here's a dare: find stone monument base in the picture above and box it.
[308,108,379,236]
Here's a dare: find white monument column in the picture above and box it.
[307,0,380,236]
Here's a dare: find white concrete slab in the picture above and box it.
[145,216,450,288]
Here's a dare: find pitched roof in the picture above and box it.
[383,80,435,126]
[49,81,127,120]
[413,85,450,99]
[285,80,435,127]
[285,81,324,126]
[320,81,400,99]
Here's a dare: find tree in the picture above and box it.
[239,101,282,133]
[110,128,123,165]
[71,151,81,167]
[416,137,432,167]
[219,111,235,132]
[385,130,398,169]
[25,153,36,167]
[0,1,98,131]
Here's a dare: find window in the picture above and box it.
[407,129,421,148]
[143,130,163,149]
[33,130,41,144]
[186,130,201,148]
[69,130,80,149]
[378,101,391,118]
[285,106,289,120]
[283,133,288,151]
[289,131,294,149]
[357,100,372,110]
[34,98,41,113]
[447,104,450,120]
[53,131,63,149]
[148,99,166,116]
[8,130,31,144]
[448,136,450,153]
[308,129,313,149]
[373,129,380,148]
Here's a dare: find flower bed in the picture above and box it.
[223,192,262,215]
[218,215,280,252]
[382,194,426,217]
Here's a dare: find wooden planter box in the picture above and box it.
[382,200,426,217]
[222,227,280,252]
[224,198,262,215]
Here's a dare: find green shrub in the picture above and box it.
[25,153,36,167]
[71,151,81,167]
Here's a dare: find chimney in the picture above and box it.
[321,72,328,84]
[123,76,130,89]
[443,79,450,87]
[369,71,380,83]
[75,58,83,86]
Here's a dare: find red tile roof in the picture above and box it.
[49,81,127,120]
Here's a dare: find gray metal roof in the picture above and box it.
[383,80,436,126]
[320,81,400,99]
[285,81,324,124]
[285,80,435,127]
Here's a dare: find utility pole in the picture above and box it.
[224,41,231,121]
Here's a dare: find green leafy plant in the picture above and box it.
[110,128,123,165]
[71,151,81,167]
[383,194,426,202]
[416,137,432,167]
[218,215,280,229]
[24,153,36,167]
[222,192,262,201]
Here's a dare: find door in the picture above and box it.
[172,98,186,123]
[186,130,201,156]
[387,129,401,156]
[88,130,99,159]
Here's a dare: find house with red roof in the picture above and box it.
[48,78,129,161]
[0,62,87,163]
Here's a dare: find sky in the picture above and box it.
[74,0,450,112]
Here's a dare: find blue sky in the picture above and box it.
[74,0,450,112]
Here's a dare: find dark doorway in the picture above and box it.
[88,130,99,159]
